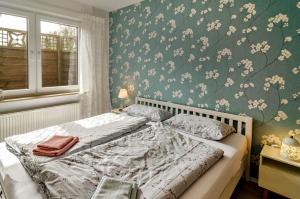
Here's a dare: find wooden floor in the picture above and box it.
[231,179,288,199]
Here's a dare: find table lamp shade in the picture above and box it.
[118,89,128,99]
[280,136,300,161]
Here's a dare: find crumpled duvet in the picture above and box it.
[5,113,148,177]
[31,123,224,199]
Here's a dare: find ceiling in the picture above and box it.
[70,0,142,11]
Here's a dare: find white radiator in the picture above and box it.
[0,103,80,141]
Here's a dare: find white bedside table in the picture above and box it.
[258,145,300,199]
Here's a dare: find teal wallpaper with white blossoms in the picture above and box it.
[109,0,300,177]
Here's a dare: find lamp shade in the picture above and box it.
[118,89,128,99]
[280,136,300,161]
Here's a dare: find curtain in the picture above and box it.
[79,14,111,118]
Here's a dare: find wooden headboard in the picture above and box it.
[135,96,253,180]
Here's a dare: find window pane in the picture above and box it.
[40,20,78,87]
[0,13,28,90]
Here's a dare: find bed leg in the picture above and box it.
[262,189,269,199]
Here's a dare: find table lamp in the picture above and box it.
[118,88,128,110]
[280,132,300,161]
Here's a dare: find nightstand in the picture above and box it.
[111,108,123,114]
[258,145,300,198]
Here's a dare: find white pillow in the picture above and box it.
[164,114,236,140]
[123,104,172,122]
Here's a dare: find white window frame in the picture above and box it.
[1,7,36,97]
[36,15,80,94]
[1,7,80,97]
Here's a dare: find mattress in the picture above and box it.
[0,133,247,199]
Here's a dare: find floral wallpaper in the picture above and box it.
[109,0,300,177]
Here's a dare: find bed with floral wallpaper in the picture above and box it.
[0,97,252,199]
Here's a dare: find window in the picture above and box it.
[0,7,79,97]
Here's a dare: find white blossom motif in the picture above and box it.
[260,134,281,147]
[154,52,163,62]
[189,9,197,17]
[234,91,244,99]
[148,31,157,39]
[280,99,288,105]
[267,13,289,32]
[240,83,254,89]
[264,75,285,91]
[274,111,288,121]
[172,90,183,98]
[224,78,234,87]
[142,79,149,90]
[159,75,165,82]
[218,0,234,12]
[165,84,170,90]
[284,36,292,43]
[215,98,230,111]
[133,71,140,80]
[168,20,176,32]
[133,37,141,46]
[175,4,185,14]
[188,54,195,62]
[187,98,194,105]
[128,18,135,26]
[154,91,163,99]
[160,35,166,43]
[278,49,292,61]
[250,41,270,54]
[173,48,184,57]
[227,25,236,36]
[236,37,246,46]
[166,61,175,74]
[128,51,135,59]
[167,78,176,83]
[111,68,118,75]
[242,26,257,34]
[207,20,221,31]
[182,28,194,40]
[240,3,256,22]
[205,70,219,79]
[248,99,267,111]
[198,37,209,52]
[181,72,192,84]
[217,48,232,62]
[148,68,156,76]
[297,2,300,9]
[292,66,300,74]
[144,6,151,17]
[142,43,150,54]
[238,59,253,77]
[155,13,164,24]
[121,62,130,72]
[196,83,207,98]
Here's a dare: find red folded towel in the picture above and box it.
[33,136,79,157]
[37,135,74,150]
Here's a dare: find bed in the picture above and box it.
[0,97,252,199]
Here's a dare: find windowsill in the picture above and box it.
[1,92,80,103]
[0,92,81,114]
